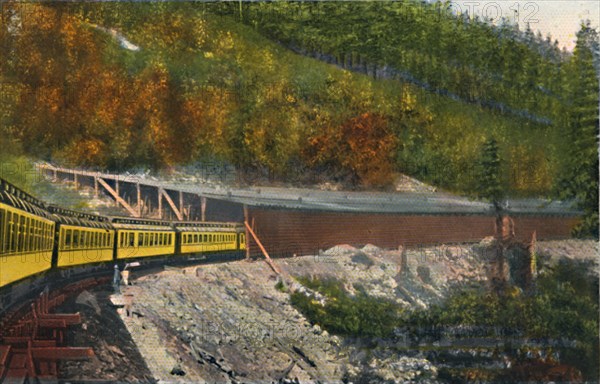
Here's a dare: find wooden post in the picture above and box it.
[244,220,280,275]
[179,191,183,218]
[73,173,78,189]
[96,178,139,217]
[137,183,141,217]
[94,177,99,197]
[158,187,163,219]
[243,205,250,260]
[115,179,120,207]
[201,196,207,222]
[160,189,183,221]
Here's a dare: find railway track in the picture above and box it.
[0,251,247,383]
[0,176,251,383]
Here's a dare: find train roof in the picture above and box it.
[0,178,54,219]
[173,221,244,232]
[47,205,114,229]
[108,216,174,230]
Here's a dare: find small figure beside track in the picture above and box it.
[113,264,121,293]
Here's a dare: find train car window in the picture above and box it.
[65,229,72,249]
[17,215,24,252]
[31,219,36,251]
[23,217,29,252]
[8,212,15,253]
[120,232,125,248]
[22,217,27,252]
[42,223,47,251]
[193,234,197,243]
[41,222,45,250]
[48,223,52,250]
[0,208,4,253]
[127,232,133,247]
[137,232,143,246]
[26,218,32,252]
[34,221,40,250]
[168,233,172,245]
[199,234,203,243]
[149,233,154,246]
[73,230,80,248]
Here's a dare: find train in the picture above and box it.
[0,177,246,302]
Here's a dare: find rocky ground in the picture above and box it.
[57,239,597,383]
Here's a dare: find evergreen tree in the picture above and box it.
[477,137,505,210]
[559,23,600,238]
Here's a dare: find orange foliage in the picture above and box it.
[307,113,397,188]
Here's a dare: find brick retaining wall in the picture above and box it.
[246,208,579,257]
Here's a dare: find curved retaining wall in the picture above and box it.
[246,208,580,257]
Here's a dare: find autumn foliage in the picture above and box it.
[307,113,397,188]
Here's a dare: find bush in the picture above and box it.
[290,277,402,338]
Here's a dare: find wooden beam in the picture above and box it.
[161,189,183,221]
[244,220,280,275]
[137,183,141,216]
[31,347,94,360]
[201,196,207,222]
[97,178,140,217]
[179,191,183,217]
[94,177,98,197]
[158,188,163,219]
[243,205,250,260]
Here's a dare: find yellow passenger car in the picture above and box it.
[0,182,55,287]
[111,217,175,260]
[177,222,245,254]
[50,207,115,267]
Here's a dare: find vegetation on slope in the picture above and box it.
[0,2,597,233]
[290,258,599,381]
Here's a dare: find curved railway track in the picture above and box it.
[0,178,247,382]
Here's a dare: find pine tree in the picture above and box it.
[477,137,505,210]
[559,22,600,238]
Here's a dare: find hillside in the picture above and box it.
[0,2,597,233]
[59,240,598,382]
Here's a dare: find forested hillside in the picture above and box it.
[0,2,597,235]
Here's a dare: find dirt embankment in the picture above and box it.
[59,239,597,383]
